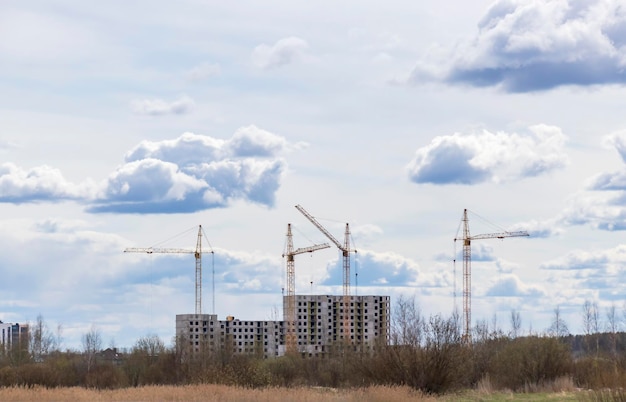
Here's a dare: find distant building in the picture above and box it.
[176,314,284,359]
[288,294,390,356]
[97,347,123,365]
[175,294,390,358]
[0,321,29,353]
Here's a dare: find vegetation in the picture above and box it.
[4,298,626,401]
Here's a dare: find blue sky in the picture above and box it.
[2,0,626,349]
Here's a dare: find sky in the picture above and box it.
[2,0,626,350]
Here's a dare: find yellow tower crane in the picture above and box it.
[454,209,528,344]
[282,223,330,354]
[295,204,355,344]
[124,225,214,315]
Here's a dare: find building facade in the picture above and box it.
[287,295,390,356]
[176,294,390,358]
[0,321,29,353]
[176,314,284,359]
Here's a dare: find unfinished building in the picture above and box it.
[175,294,390,358]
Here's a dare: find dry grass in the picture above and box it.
[0,384,436,402]
[452,376,582,402]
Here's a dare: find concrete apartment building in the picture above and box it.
[0,321,29,353]
[176,314,285,358]
[176,294,390,358]
[290,294,390,356]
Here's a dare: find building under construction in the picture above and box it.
[176,294,390,358]
[132,205,389,357]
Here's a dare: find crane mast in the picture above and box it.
[195,226,202,316]
[454,209,528,343]
[295,204,354,344]
[125,225,214,315]
[282,223,330,354]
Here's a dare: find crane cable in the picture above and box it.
[350,233,359,296]
[200,226,215,315]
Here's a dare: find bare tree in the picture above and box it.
[548,306,569,337]
[582,299,601,355]
[55,323,63,352]
[606,304,618,333]
[391,294,423,346]
[510,309,522,338]
[134,334,166,356]
[606,303,618,356]
[82,325,102,372]
[582,299,600,335]
[490,313,504,339]
[30,314,57,362]
[474,319,490,343]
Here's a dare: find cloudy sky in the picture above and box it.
[2,0,626,349]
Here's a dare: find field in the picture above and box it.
[0,384,589,402]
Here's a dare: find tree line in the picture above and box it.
[2,298,626,394]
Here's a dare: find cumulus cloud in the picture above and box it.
[509,218,563,238]
[407,124,568,185]
[91,126,288,213]
[538,245,626,300]
[485,274,545,297]
[559,131,626,231]
[0,163,97,203]
[454,242,496,262]
[349,250,421,287]
[131,95,195,116]
[410,0,626,92]
[319,249,449,289]
[0,126,292,213]
[541,247,615,271]
[588,131,626,191]
[252,36,310,69]
[215,249,282,293]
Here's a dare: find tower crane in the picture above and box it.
[295,204,355,344]
[282,223,330,354]
[454,209,528,343]
[124,225,214,315]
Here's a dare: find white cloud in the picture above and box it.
[540,250,609,270]
[251,36,310,69]
[0,127,292,213]
[215,248,283,292]
[131,96,195,116]
[537,244,626,305]
[0,163,97,202]
[185,62,221,81]
[509,218,564,238]
[485,274,545,297]
[407,124,568,185]
[324,249,449,289]
[558,131,626,231]
[410,0,626,92]
[228,125,289,157]
[125,133,226,165]
[92,128,289,213]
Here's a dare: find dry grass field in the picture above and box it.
[0,384,597,402]
[0,384,438,402]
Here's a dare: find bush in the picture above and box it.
[488,336,572,390]
[85,364,128,389]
